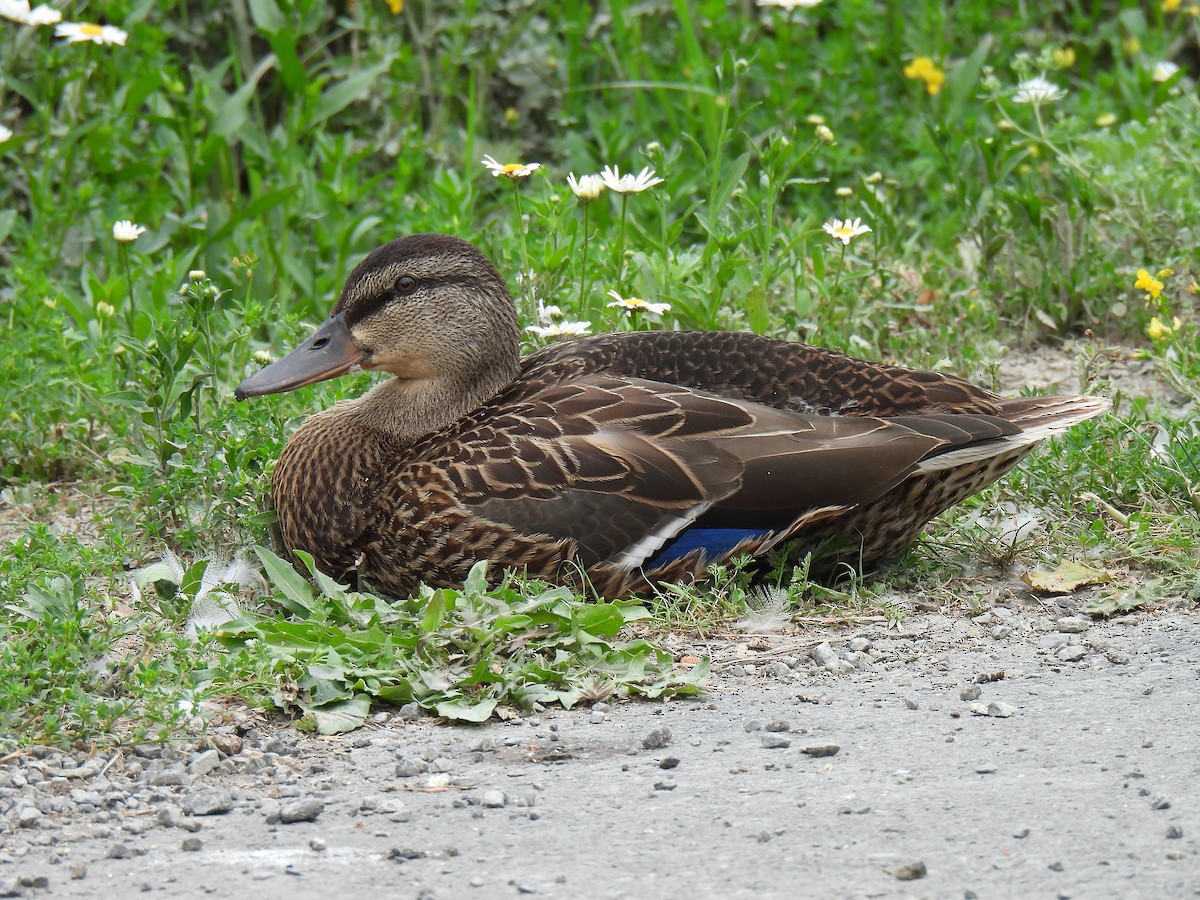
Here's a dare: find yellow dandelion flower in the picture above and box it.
[1163,0,1181,11]
[1135,268,1164,300]
[903,57,945,95]
[386,0,403,12]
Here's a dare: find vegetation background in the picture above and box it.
[1,0,1197,747]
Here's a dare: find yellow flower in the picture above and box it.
[1135,268,1164,300]
[903,57,945,95]
[1051,47,1075,68]
[1122,36,1141,56]
[814,124,835,144]
[1095,113,1118,128]
[1146,315,1181,342]
[1163,0,1181,11]
[386,0,403,12]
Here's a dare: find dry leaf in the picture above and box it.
[1022,560,1114,594]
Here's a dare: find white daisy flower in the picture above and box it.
[535,298,563,324]
[757,0,823,7]
[822,217,872,245]
[525,321,592,339]
[606,290,671,316]
[1012,76,1066,104]
[566,172,605,202]
[0,0,61,25]
[1152,61,1180,83]
[0,125,12,144]
[599,165,665,194]
[112,220,146,243]
[55,21,128,45]
[481,154,542,179]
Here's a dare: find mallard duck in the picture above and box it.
[236,233,1108,598]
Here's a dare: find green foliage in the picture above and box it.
[211,554,707,731]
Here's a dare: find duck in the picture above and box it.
[235,233,1109,599]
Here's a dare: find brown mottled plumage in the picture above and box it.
[235,234,1109,598]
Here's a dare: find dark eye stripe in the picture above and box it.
[342,273,479,326]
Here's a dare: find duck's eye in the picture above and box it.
[395,275,418,295]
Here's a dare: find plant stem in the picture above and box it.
[615,194,629,290]
[511,180,532,320]
[578,202,591,321]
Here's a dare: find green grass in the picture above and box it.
[2,0,1198,748]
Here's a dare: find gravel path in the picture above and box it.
[3,603,1197,899]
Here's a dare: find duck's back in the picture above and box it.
[519,331,1004,417]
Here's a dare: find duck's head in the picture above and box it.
[235,233,521,403]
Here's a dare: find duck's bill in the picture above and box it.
[235,314,366,400]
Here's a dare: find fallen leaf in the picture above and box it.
[1022,561,1114,594]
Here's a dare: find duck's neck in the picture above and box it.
[347,364,518,445]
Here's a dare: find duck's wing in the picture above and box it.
[428,374,987,575]
[520,331,1005,416]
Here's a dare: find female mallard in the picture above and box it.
[236,233,1108,598]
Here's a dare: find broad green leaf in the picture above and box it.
[255,546,316,617]
[436,698,497,722]
[311,61,389,127]
[309,696,370,735]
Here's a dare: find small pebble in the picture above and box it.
[653,780,677,791]
[481,790,507,809]
[188,749,221,778]
[890,861,927,881]
[959,685,982,702]
[760,734,791,750]
[763,720,790,733]
[1013,827,1030,839]
[743,720,762,732]
[70,864,87,880]
[181,837,203,852]
[181,790,234,817]
[279,799,325,824]
[903,697,918,710]
[659,757,680,770]
[211,733,243,756]
[1056,616,1089,633]
[642,727,672,750]
[1057,645,1087,663]
[991,625,1012,640]
[969,701,1016,718]
[310,838,327,851]
[810,642,839,669]
[395,757,429,777]
[17,806,41,828]
[1167,825,1183,839]
[1048,861,1064,872]
[800,744,840,758]
[589,710,606,725]
[1151,796,1171,811]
